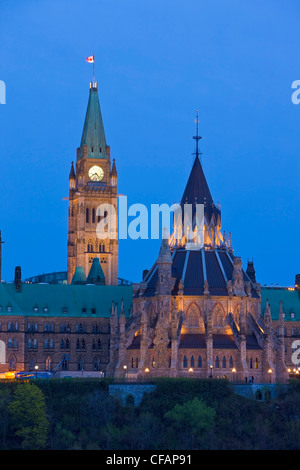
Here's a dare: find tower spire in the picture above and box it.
[193,111,202,161]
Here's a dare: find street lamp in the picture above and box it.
[232,368,236,382]
[209,364,213,378]
[123,365,127,381]
[35,365,38,380]
[268,368,272,383]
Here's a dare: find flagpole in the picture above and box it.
[93,55,95,85]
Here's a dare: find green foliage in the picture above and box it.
[0,378,300,450]
[8,382,49,449]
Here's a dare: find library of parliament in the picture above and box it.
[0,79,299,383]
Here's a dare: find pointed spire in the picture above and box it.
[110,158,117,187]
[78,83,107,160]
[86,257,106,285]
[180,115,220,224]
[157,236,172,264]
[69,161,75,179]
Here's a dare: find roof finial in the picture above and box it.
[193,110,202,161]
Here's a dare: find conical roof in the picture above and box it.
[71,266,87,285]
[87,257,106,285]
[78,83,107,160]
[181,155,220,223]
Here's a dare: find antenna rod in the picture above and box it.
[193,110,202,159]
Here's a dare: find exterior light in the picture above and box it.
[145,368,149,373]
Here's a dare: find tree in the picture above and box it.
[9,383,49,449]
[164,397,216,448]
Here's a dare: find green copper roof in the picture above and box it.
[86,258,105,285]
[0,283,133,318]
[71,267,87,285]
[78,83,107,160]
[261,287,300,321]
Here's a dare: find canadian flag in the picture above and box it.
[86,55,94,63]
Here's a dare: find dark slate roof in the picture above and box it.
[179,333,206,349]
[246,334,262,350]
[213,334,238,349]
[138,248,259,298]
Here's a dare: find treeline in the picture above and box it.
[1,378,300,450]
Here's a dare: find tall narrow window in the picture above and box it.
[92,208,95,223]
[86,208,89,223]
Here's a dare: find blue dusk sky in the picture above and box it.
[0,0,299,286]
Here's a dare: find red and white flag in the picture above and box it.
[86,55,94,63]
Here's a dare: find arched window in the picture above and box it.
[78,356,84,371]
[97,339,102,350]
[183,356,187,368]
[92,208,95,224]
[29,356,35,370]
[222,356,226,368]
[93,356,101,371]
[191,355,195,368]
[8,338,12,348]
[9,355,16,371]
[198,355,202,368]
[229,356,233,368]
[45,356,52,371]
[86,208,89,223]
[249,357,253,369]
[215,356,220,368]
[255,358,258,369]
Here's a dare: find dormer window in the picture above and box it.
[7,306,12,313]
[34,307,39,313]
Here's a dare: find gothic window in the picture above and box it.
[86,208,89,223]
[229,356,233,368]
[249,357,253,369]
[92,208,95,223]
[76,338,80,350]
[198,355,202,368]
[45,356,52,371]
[13,338,18,349]
[215,356,220,368]
[29,356,35,371]
[8,338,12,348]
[49,339,54,349]
[97,339,102,350]
[213,305,224,327]
[66,339,70,349]
[183,356,187,368]
[222,356,226,368]
[93,356,101,371]
[33,339,37,349]
[152,358,155,368]
[81,339,86,349]
[77,356,84,371]
[62,356,68,371]
[191,355,195,368]
[9,356,16,371]
[27,339,32,349]
[255,358,258,369]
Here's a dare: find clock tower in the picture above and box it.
[67,80,118,285]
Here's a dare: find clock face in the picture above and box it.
[88,165,104,182]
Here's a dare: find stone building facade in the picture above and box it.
[67,80,118,285]
[108,148,289,383]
